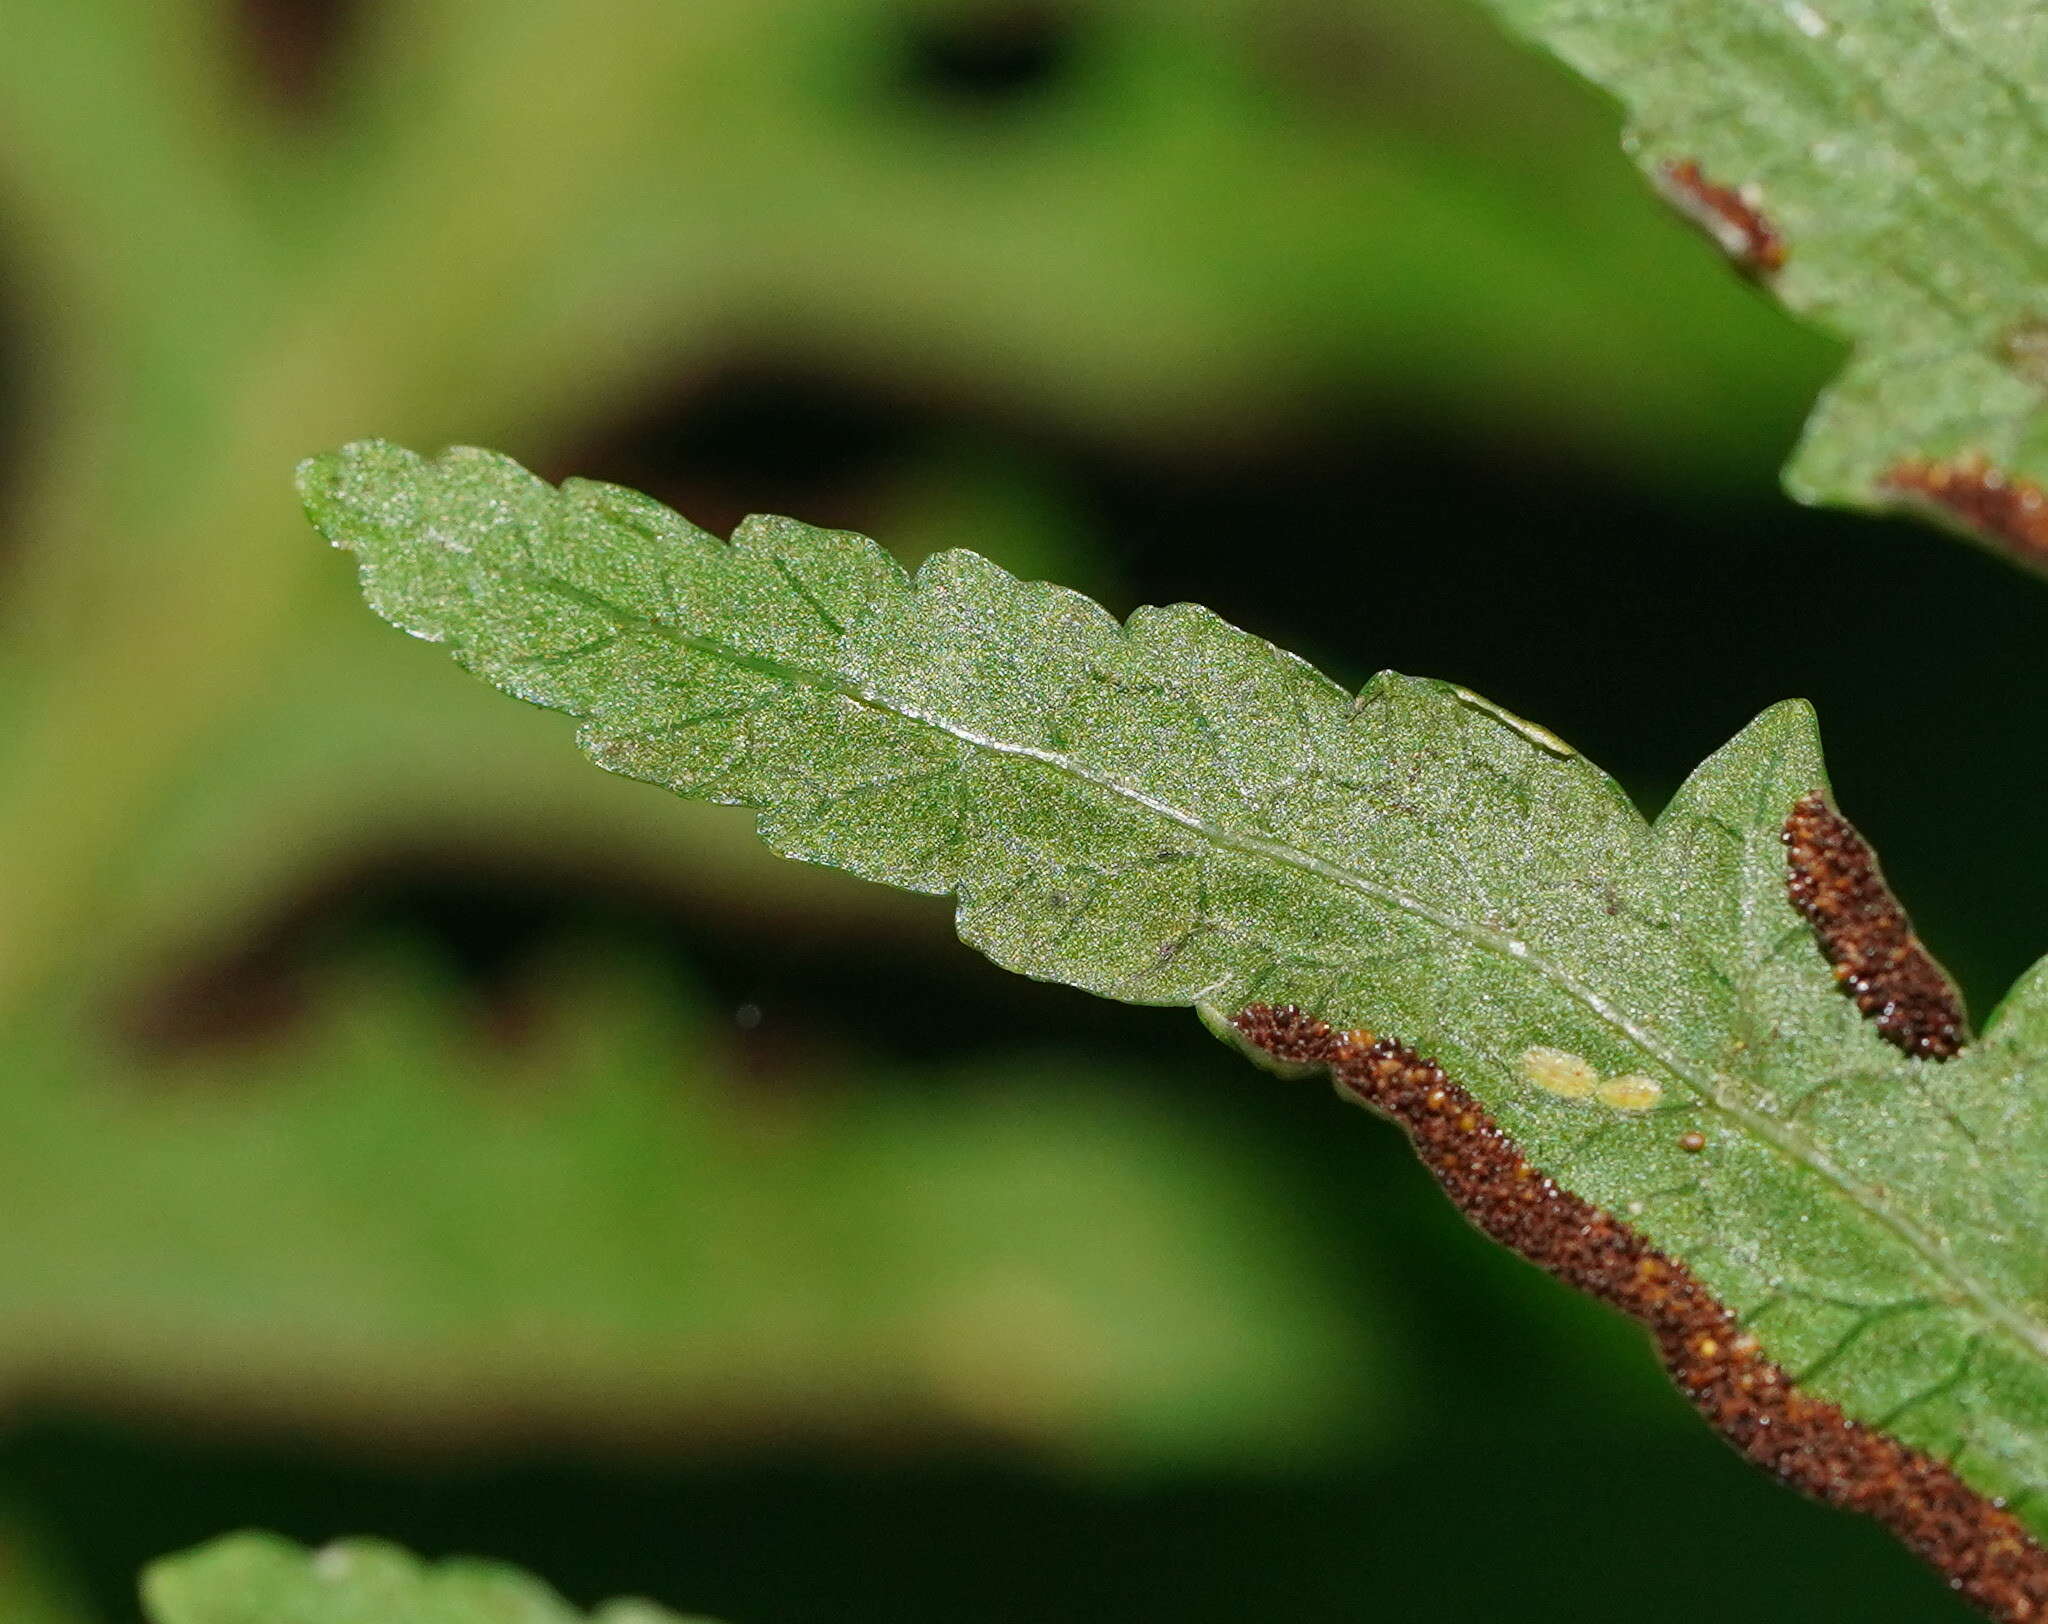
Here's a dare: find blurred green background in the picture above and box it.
[1,1,2043,1619]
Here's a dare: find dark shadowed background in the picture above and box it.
[0,2,2041,1620]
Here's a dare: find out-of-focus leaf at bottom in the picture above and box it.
[0,950,1371,1467]
[142,1533,712,1624]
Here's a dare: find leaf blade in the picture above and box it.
[1474,0,2048,567]
[305,442,2048,1528]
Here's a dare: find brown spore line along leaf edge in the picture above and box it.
[1783,793,1969,1060]
[1650,158,1787,279]
[1881,456,2048,576]
[1229,1006,2048,1622]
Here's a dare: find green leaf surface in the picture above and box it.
[141,1533,710,1624]
[1475,0,2048,558]
[307,440,2048,1529]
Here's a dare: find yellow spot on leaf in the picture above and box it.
[1520,1046,1598,1099]
[1597,1074,1663,1112]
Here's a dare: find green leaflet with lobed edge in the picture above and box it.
[1475,0,2048,560]
[304,440,2048,1529]
[142,1533,714,1624]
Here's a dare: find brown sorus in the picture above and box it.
[1232,1003,2046,1621]
[1882,454,2048,567]
[1783,793,1969,1059]
[1652,158,1788,276]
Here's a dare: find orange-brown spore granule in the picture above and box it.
[1231,1003,2047,1621]
[1783,793,1968,1060]
[1882,454,2048,567]
[1653,158,1788,276]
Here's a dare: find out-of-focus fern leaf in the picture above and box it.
[1475,0,2048,570]
[305,441,2048,1531]
[141,1534,712,1624]
[1,948,1367,1465]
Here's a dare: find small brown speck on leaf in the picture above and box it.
[1783,793,1968,1059]
[1231,1004,2046,1621]
[1652,158,1788,277]
[1882,454,2048,568]
[1678,1130,1708,1153]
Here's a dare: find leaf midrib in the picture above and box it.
[519,562,2048,1375]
